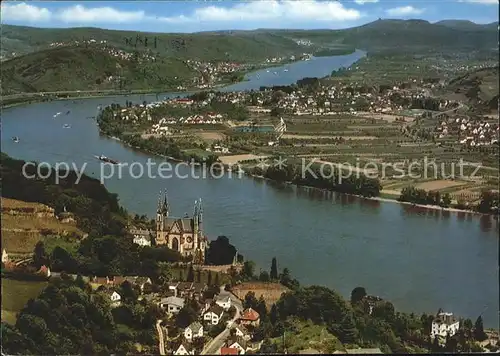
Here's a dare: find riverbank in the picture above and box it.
[241,170,496,217]
[101,127,496,217]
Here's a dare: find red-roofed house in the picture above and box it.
[220,347,238,355]
[239,308,260,326]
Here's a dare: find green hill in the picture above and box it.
[0,24,301,62]
[441,66,499,112]
[1,20,498,94]
[0,45,196,94]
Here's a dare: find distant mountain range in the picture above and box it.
[1,19,498,60]
[1,19,498,94]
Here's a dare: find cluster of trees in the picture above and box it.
[35,234,184,278]
[477,190,499,214]
[256,284,490,353]
[399,186,499,214]
[398,186,452,207]
[124,35,159,49]
[249,162,381,198]
[1,276,160,355]
[1,153,127,237]
[205,236,243,265]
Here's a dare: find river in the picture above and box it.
[1,50,498,327]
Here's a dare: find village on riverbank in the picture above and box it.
[2,175,499,354]
[95,51,499,216]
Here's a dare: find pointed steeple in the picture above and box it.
[156,191,162,214]
[161,189,169,215]
[198,198,203,223]
[193,200,198,217]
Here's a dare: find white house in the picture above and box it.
[226,336,247,355]
[215,295,232,311]
[431,311,460,339]
[160,296,185,314]
[174,343,194,355]
[130,229,152,247]
[233,324,251,341]
[204,304,224,325]
[107,291,122,308]
[184,321,204,341]
[2,249,9,263]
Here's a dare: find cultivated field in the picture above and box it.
[231,282,289,307]
[1,197,84,254]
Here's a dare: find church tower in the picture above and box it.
[156,189,169,232]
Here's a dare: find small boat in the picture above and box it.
[266,70,270,73]
[95,155,119,165]
[53,112,61,118]
[12,136,19,143]
[283,69,289,72]
[63,124,71,128]
[65,110,70,115]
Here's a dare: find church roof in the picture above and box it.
[163,217,195,233]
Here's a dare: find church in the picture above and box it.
[155,191,207,264]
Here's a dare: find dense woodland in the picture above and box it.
[1,276,161,355]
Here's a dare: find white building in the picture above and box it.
[159,296,185,314]
[107,291,122,308]
[130,229,153,247]
[174,343,194,355]
[203,304,224,325]
[184,321,204,341]
[215,296,232,311]
[431,311,460,339]
[2,249,9,263]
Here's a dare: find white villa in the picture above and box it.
[431,311,460,339]
[184,321,204,341]
[215,295,232,311]
[203,304,224,325]
[160,296,185,314]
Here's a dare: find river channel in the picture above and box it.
[1,50,498,327]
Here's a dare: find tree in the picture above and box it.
[186,265,194,282]
[338,311,358,344]
[473,315,487,341]
[243,292,259,310]
[175,306,197,329]
[120,281,139,303]
[256,295,268,320]
[259,270,270,282]
[213,272,220,287]
[270,257,278,280]
[241,261,255,280]
[350,287,367,304]
[33,241,49,269]
[269,304,279,325]
[196,269,201,283]
[207,271,212,286]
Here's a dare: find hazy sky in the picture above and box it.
[1,0,498,32]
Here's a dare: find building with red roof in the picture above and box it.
[239,307,260,326]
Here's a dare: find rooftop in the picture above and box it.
[240,307,260,321]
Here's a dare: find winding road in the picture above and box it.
[201,288,243,355]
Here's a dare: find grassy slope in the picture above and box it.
[1,279,48,325]
[441,66,499,110]
[0,46,196,94]
[1,24,301,61]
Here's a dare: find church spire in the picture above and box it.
[161,189,169,216]
[156,190,162,214]
[193,199,198,217]
[198,198,203,223]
